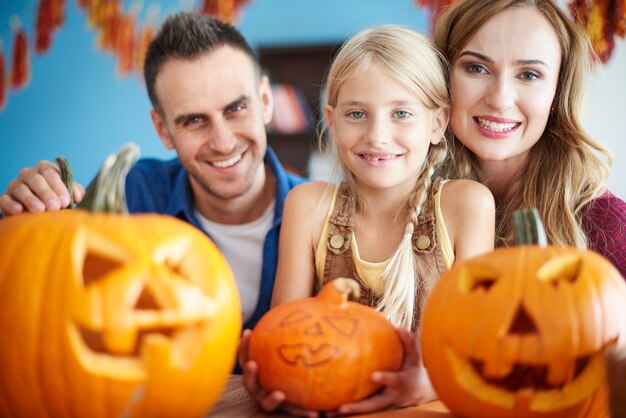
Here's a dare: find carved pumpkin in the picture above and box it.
[249,278,403,411]
[422,209,626,418]
[0,144,242,418]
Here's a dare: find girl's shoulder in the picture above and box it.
[285,181,337,212]
[439,178,494,212]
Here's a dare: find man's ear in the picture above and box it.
[430,107,450,145]
[150,109,175,150]
[259,75,274,125]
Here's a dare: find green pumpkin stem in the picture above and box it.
[56,156,76,209]
[55,143,140,214]
[513,208,547,247]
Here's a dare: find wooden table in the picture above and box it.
[207,376,453,417]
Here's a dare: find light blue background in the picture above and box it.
[0,0,428,190]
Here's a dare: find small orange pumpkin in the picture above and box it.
[0,144,242,418]
[249,278,404,411]
[422,209,626,418]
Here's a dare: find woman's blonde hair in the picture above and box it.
[435,0,612,248]
[321,25,450,330]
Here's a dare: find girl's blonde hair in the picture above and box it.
[321,25,450,330]
[435,0,612,248]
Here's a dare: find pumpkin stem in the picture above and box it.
[55,143,140,214]
[513,208,547,247]
[56,156,76,209]
[317,278,361,306]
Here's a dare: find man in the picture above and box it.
[0,12,306,332]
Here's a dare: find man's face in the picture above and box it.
[150,46,273,203]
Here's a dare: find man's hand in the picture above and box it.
[0,160,85,216]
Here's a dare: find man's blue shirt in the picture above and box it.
[124,146,306,331]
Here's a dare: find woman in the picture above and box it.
[435,0,626,277]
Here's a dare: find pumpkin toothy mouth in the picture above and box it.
[445,346,605,411]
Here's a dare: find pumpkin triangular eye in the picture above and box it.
[79,229,132,287]
[134,286,160,310]
[324,316,358,338]
[537,254,582,287]
[281,309,313,326]
[153,237,194,282]
[508,305,537,335]
[457,263,500,293]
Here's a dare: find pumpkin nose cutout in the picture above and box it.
[508,305,538,335]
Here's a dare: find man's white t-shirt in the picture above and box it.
[195,200,276,323]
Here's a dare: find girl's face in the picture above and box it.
[449,6,561,172]
[326,64,447,194]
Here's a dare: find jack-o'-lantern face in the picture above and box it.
[0,211,242,418]
[68,229,219,381]
[272,308,359,368]
[249,279,404,411]
[423,246,626,418]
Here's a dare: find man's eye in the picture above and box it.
[227,103,245,114]
[184,116,204,126]
[347,110,366,119]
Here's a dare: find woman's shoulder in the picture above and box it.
[581,189,626,278]
[582,189,626,224]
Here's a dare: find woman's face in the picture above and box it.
[449,6,561,172]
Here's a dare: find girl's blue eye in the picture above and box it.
[348,111,366,119]
[395,110,410,119]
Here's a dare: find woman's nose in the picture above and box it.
[484,77,515,111]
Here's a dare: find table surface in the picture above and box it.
[206,375,453,417]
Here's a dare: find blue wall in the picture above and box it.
[0,0,428,191]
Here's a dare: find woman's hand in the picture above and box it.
[328,327,438,416]
[238,329,320,418]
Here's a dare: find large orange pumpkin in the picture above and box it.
[249,278,404,411]
[422,209,626,418]
[0,144,242,418]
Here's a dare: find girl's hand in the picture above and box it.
[328,327,437,416]
[238,329,320,418]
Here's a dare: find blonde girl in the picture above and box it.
[242,25,495,417]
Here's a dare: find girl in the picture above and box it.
[435,0,626,276]
[242,25,495,417]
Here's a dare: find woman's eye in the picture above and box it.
[466,63,487,74]
[520,71,541,81]
[347,110,366,119]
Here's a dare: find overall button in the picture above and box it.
[416,235,431,250]
[330,234,345,249]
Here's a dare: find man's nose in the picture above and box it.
[208,119,236,154]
